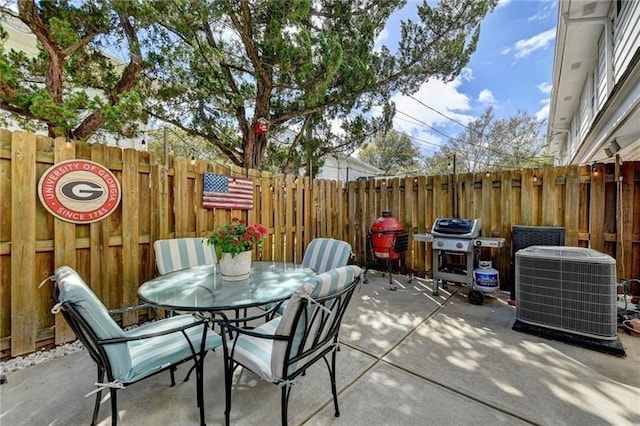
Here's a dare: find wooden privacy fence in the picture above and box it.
[1,129,638,358]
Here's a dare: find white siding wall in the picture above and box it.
[596,34,607,111]
[613,0,640,83]
[317,157,383,182]
[578,74,592,140]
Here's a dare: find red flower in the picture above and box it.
[242,232,252,241]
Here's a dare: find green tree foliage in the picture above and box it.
[0,0,148,139]
[359,130,420,175]
[140,0,498,170]
[145,126,226,165]
[1,0,497,170]
[424,107,551,175]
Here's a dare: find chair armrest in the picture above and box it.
[100,317,211,345]
[220,321,287,341]
[108,303,158,315]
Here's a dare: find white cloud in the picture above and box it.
[389,75,476,153]
[374,28,389,51]
[527,0,556,22]
[500,47,511,55]
[496,0,512,10]
[536,98,550,121]
[537,82,552,95]
[478,89,496,104]
[460,67,474,82]
[514,28,556,59]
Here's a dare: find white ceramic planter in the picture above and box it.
[219,250,252,281]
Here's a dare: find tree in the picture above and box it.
[141,0,498,170]
[424,107,550,175]
[358,129,420,175]
[145,126,226,165]
[0,0,147,139]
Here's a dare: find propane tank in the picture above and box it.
[474,260,499,294]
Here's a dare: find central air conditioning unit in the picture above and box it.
[515,246,617,340]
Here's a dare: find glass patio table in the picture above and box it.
[138,261,315,319]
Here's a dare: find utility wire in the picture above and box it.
[394,107,552,166]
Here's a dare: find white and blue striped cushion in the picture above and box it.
[302,238,352,273]
[228,318,281,382]
[228,265,362,382]
[55,266,131,380]
[276,265,362,377]
[153,238,217,275]
[54,266,221,384]
[125,315,222,382]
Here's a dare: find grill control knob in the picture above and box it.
[436,240,444,247]
[456,242,463,249]
[475,240,482,246]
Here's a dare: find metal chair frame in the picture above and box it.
[53,285,211,426]
[220,274,361,426]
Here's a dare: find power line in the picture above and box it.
[394,107,552,166]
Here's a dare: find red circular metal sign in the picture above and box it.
[38,159,122,224]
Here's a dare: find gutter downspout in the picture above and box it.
[550,128,571,165]
[562,13,614,96]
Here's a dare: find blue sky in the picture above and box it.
[377,0,558,155]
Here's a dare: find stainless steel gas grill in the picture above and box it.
[414,218,505,305]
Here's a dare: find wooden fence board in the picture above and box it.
[52,138,77,344]
[90,144,112,307]
[590,163,606,252]
[121,149,140,326]
[10,132,37,356]
[295,177,304,263]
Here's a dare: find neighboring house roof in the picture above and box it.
[317,156,384,182]
[547,0,640,165]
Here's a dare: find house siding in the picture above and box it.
[613,0,640,83]
[556,0,640,165]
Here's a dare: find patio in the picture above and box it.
[2,271,640,425]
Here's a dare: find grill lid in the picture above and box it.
[431,218,481,238]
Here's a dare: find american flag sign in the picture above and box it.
[203,173,254,210]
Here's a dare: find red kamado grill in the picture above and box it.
[365,211,409,290]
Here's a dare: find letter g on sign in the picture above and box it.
[60,181,105,201]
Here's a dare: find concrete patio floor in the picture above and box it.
[2,270,640,425]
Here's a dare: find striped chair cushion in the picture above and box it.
[55,266,130,380]
[125,315,222,383]
[227,318,281,382]
[275,265,362,378]
[228,265,362,382]
[55,266,222,384]
[302,238,352,273]
[153,238,217,275]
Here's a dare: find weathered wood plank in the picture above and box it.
[52,138,76,344]
[121,149,140,326]
[10,132,37,356]
[589,163,605,252]
[295,176,304,263]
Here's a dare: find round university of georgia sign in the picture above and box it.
[38,159,122,224]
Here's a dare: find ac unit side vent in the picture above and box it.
[516,246,617,340]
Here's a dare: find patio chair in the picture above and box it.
[221,265,363,426]
[302,238,353,273]
[153,237,217,275]
[260,238,353,320]
[46,266,222,426]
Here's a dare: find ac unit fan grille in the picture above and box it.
[516,254,616,340]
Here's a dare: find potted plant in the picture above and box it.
[206,217,267,281]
